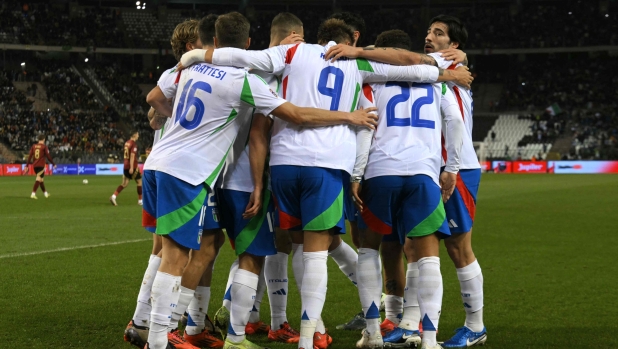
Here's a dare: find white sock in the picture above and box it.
[148,272,181,349]
[384,295,403,324]
[357,248,382,335]
[292,244,304,292]
[132,254,161,327]
[228,269,259,343]
[457,260,484,332]
[400,262,420,331]
[316,316,326,334]
[223,258,239,310]
[265,252,289,329]
[299,251,328,349]
[168,286,194,332]
[418,257,442,347]
[329,241,358,286]
[249,268,266,323]
[185,286,210,336]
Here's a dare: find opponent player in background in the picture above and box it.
[325,14,485,348]
[180,17,471,349]
[145,12,378,349]
[110,131,142,206]
[27,134,56,199]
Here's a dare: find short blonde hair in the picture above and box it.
[171,19,200,61]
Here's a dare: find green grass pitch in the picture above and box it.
[1,174,617,348]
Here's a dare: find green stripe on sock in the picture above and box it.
[304,188,343,231]
[234,191,272,255]
[356,58,374,73]
[349,83,361,112]
[407,201,446,238]
[156,187,207,236]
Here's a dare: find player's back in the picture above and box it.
[145,62,280,187]
[30,143,48,167]
[270,42,368,173]
[366,81,447,183]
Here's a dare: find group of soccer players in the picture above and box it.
[119,9,485,349]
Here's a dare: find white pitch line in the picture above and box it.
[0,238,150,259]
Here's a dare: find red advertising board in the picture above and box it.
[481,161,492,172]
[3,164,23,176]
[512,161,547,173]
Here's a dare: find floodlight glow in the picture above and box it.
[137,5,141,9]
[85,58,89,62]
[21,62,25,66]
[136,1,140,5]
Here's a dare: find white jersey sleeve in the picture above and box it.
[212,45,296,76]
[440,85,464,174]
[352,83,376,179]
[428,53,481,170]
[157,67,180,99]
[360,60,440,84]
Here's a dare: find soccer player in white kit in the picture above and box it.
[180,18,472,349]
[212,13,308,346]
[145,12,378,349]
[325,15,485,348]
[125,18,209,349]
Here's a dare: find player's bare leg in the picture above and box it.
[265,228,300,342]
[110,176,130,206]
[31,174,41,199]
[169,229,221,333]
[407,234,442,349]
[290,230,304,293]
[380,240,405,334]
[299,230,333,349]
[355,228,384,348]
[147,236,190,349]
[183,230,225,348]
[124,234,164,348]
[443,230,486,347]
[136,178,143,206]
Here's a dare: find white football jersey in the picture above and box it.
[152,66,178,146]
[212,42,439,174]
[365,82,459,185]
[219,70,280,193]
[429,53,481,169]
[145,63,286,187]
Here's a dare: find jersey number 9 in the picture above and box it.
[176,79,212,130]
[317,67,344,111]
[385,82,435,129]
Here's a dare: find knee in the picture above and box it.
[445,237,475,266]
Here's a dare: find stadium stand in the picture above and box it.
[1,1,617,163]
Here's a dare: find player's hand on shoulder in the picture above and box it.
[439,48,467,65]
[348,106,378,129]
[324,44,361,62]
[280,33,304,45]
[439,171,457,203]
[452,66,473,89]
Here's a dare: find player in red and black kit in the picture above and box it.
[27,134,56,199]
[110,131,143,206]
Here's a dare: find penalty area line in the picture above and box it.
[0,238,151,259]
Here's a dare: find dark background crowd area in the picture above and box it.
[0,0,617,161]
[1,1,616,50]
